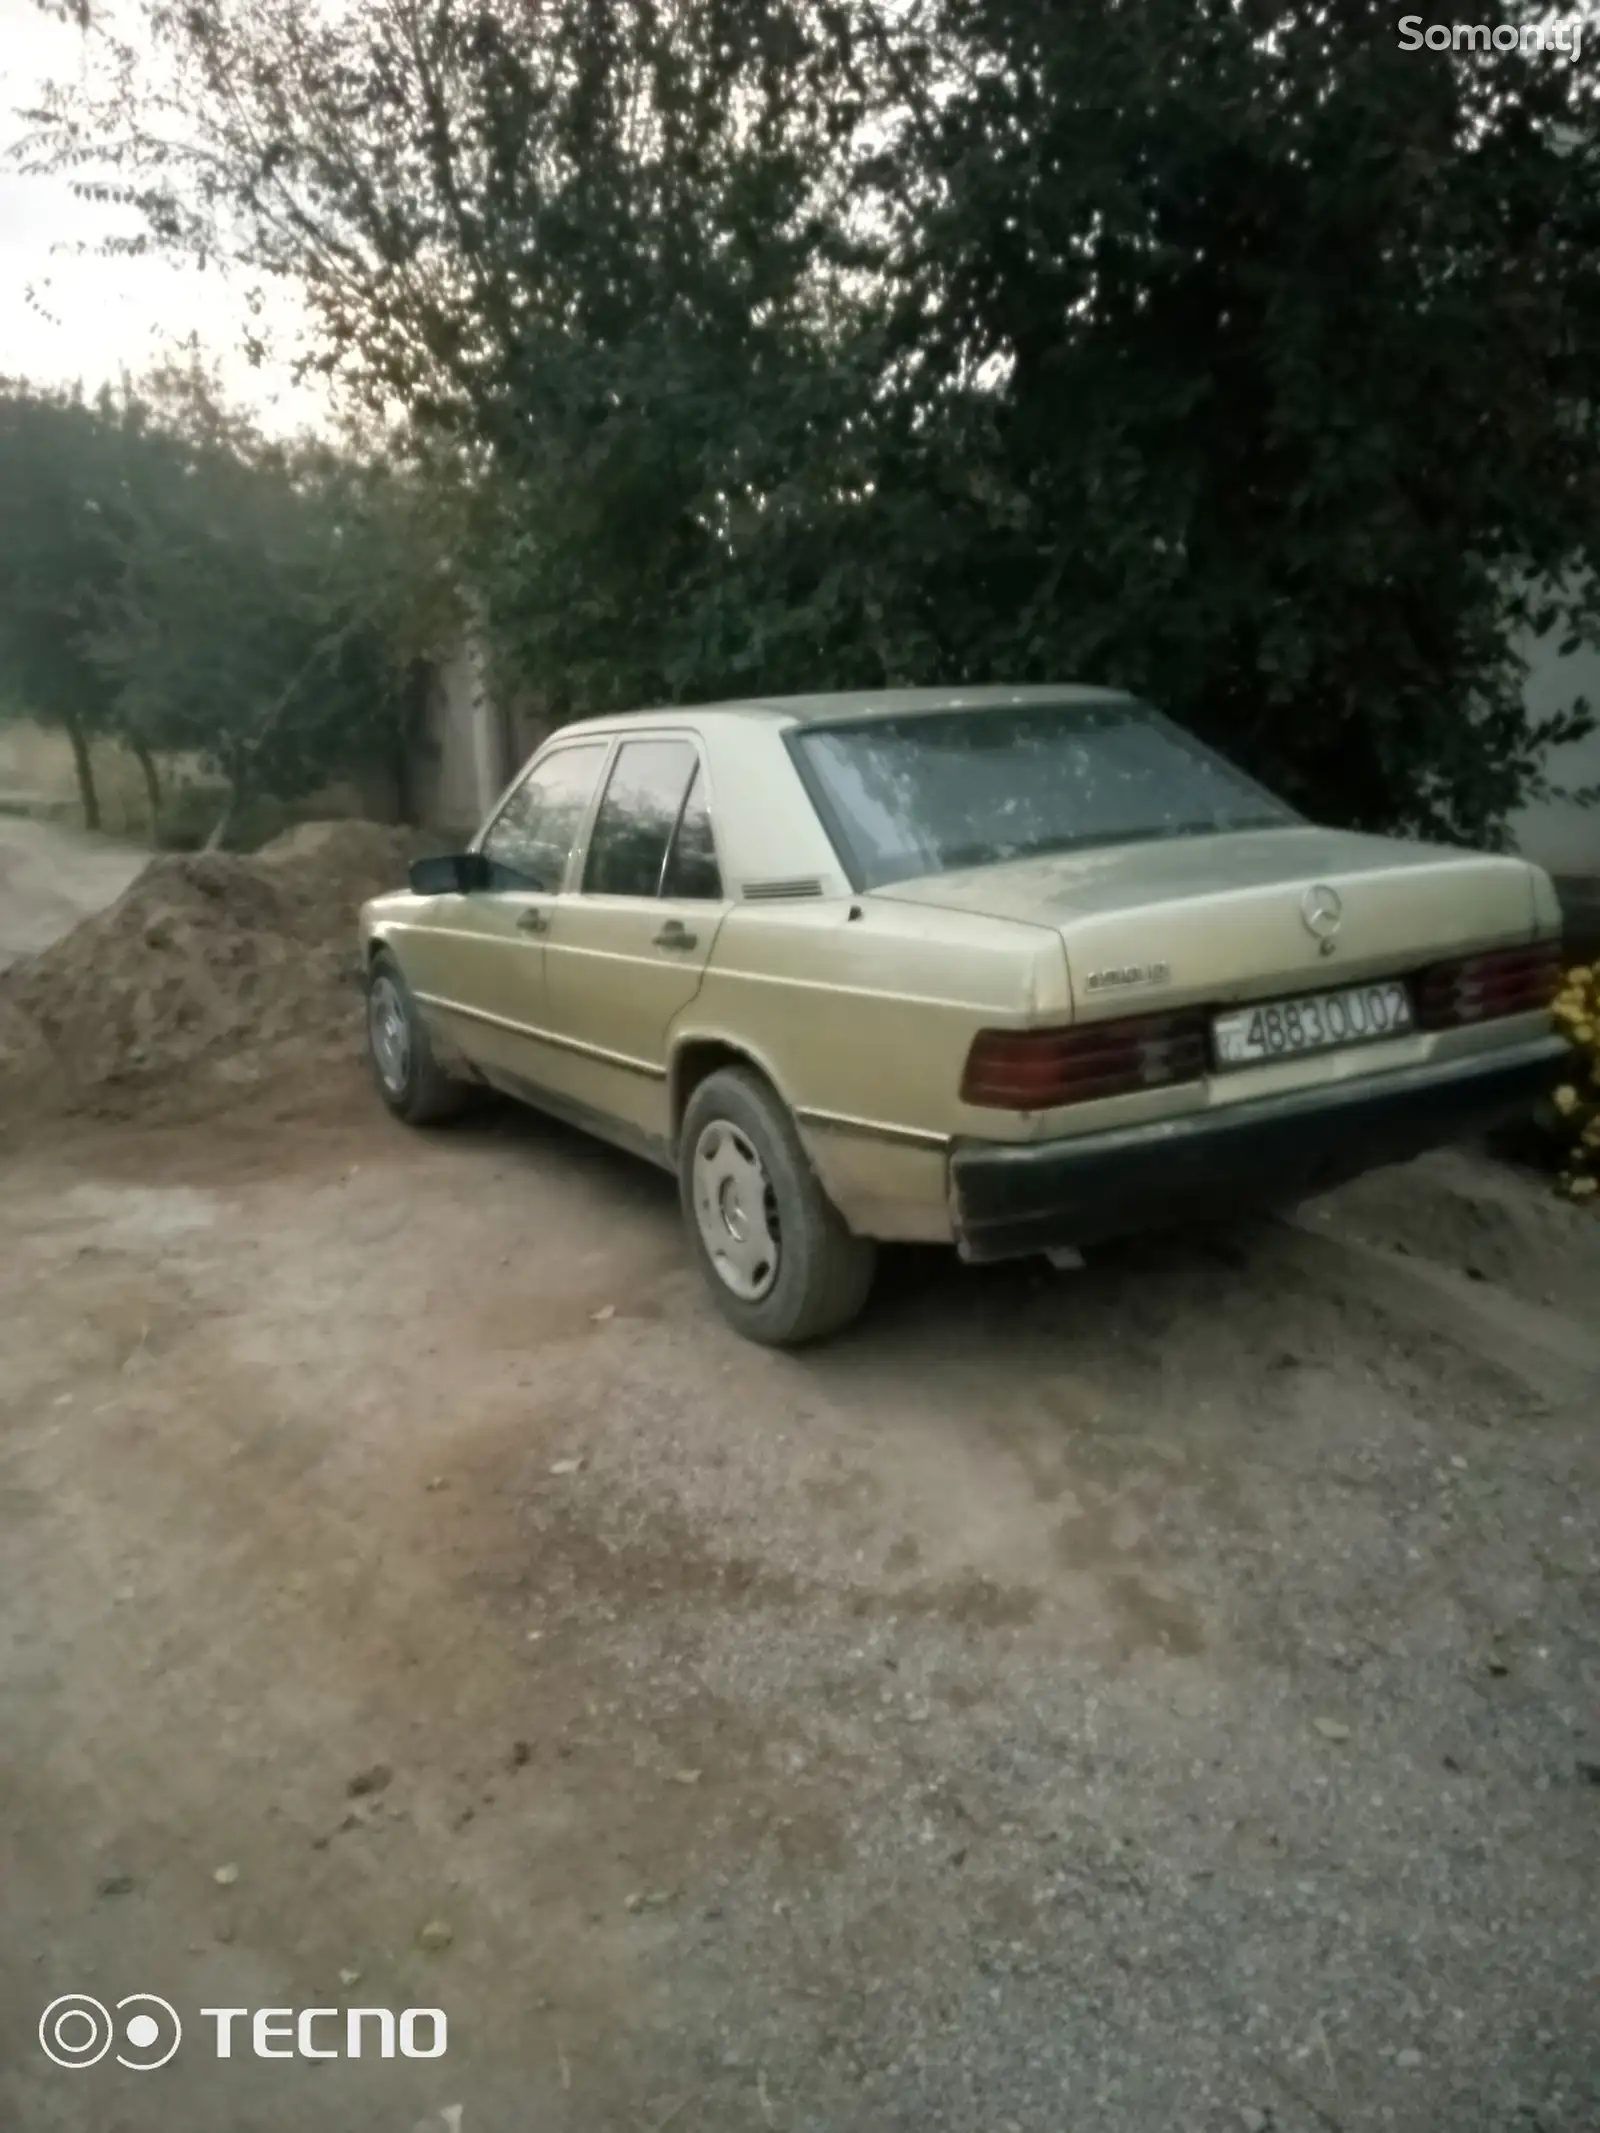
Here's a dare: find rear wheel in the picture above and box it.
[366,951,466,1125]
[679,1066,876,1346]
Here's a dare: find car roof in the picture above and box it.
[559,684,1133,736]
[741,684,1133,723]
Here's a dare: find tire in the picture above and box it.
[365,950,467,1125]
[679,1066,877,1346]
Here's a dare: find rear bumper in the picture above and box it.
[948,1034,1567,1263]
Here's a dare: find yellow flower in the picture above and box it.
[1569,1175,1598,1201]
[1553,1084,1580,1114]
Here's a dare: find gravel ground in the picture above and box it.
[0,1084,1596,2133]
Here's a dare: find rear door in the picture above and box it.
[544,736,729,1153]
[416,739,610,1084]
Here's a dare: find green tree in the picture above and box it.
[0,368,453,840]
[92,360,454,841]
[19,2,900,713]
[869,0,1600,840]
[0,381,125,827]
[20,0,1600,841]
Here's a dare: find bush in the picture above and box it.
[1552,965,1600,1204]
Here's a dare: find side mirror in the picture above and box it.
[409,851,490,895]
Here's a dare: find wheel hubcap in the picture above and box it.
[693,1121,780,1301]
[369,974,410,1094]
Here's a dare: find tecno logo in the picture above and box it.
[203,2007,448,2059]
[39,1996,447,2070]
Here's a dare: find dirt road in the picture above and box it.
[0,812,148,974]
[1,1069,1597,2133]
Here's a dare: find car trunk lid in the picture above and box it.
[870,826,1541,1016]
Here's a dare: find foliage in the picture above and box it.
[875,0,1600,839]
[15,0,1600,838]
[1552,965,1600,1203]
[0,382,126,825]
[96,360,455,830]
[0,368,454,835]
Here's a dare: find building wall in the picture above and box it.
[408,632,553,835]
[409,634,505,835]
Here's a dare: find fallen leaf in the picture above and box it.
[549,1458,584,1476]
[1313,1718,1351,1743]
[213,1863,240,1886]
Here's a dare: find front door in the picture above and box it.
[416,739,610,1085]
[544,737,729,1154]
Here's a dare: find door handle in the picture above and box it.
[654,921,698,951]
[516,908,550,934]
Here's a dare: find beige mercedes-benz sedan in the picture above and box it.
[359,686,1565,1344]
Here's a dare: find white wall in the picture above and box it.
[408,628,555,833]
[412,633,507,832]
[1509,613,1600,879]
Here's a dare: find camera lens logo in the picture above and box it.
[39,1994,182,2071]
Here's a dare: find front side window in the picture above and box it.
[791,700,1298,890]
[583,738,699,898]
[481,742,608,890]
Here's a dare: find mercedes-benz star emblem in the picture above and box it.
[1301,883,1343,954]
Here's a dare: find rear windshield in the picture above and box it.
[790,700,1299,889]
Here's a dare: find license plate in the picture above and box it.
[1212,979,1413,1068]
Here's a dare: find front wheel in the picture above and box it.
[679,1067,877,1346]
[366,951,467,1125]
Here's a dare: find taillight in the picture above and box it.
[1414,941,1562,1032]
[961,1010,1208,1110]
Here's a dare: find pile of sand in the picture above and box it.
[0,820,424,1126]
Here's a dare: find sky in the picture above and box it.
[0,0,323,432]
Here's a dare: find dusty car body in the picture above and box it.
[359,686,1565,1342]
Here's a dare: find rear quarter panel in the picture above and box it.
[676,899,1067,1239]
[688,899,1064,1125]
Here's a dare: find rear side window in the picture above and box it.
[481,742,608,890]
[661,765,722,901]
[584,739,698,897]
